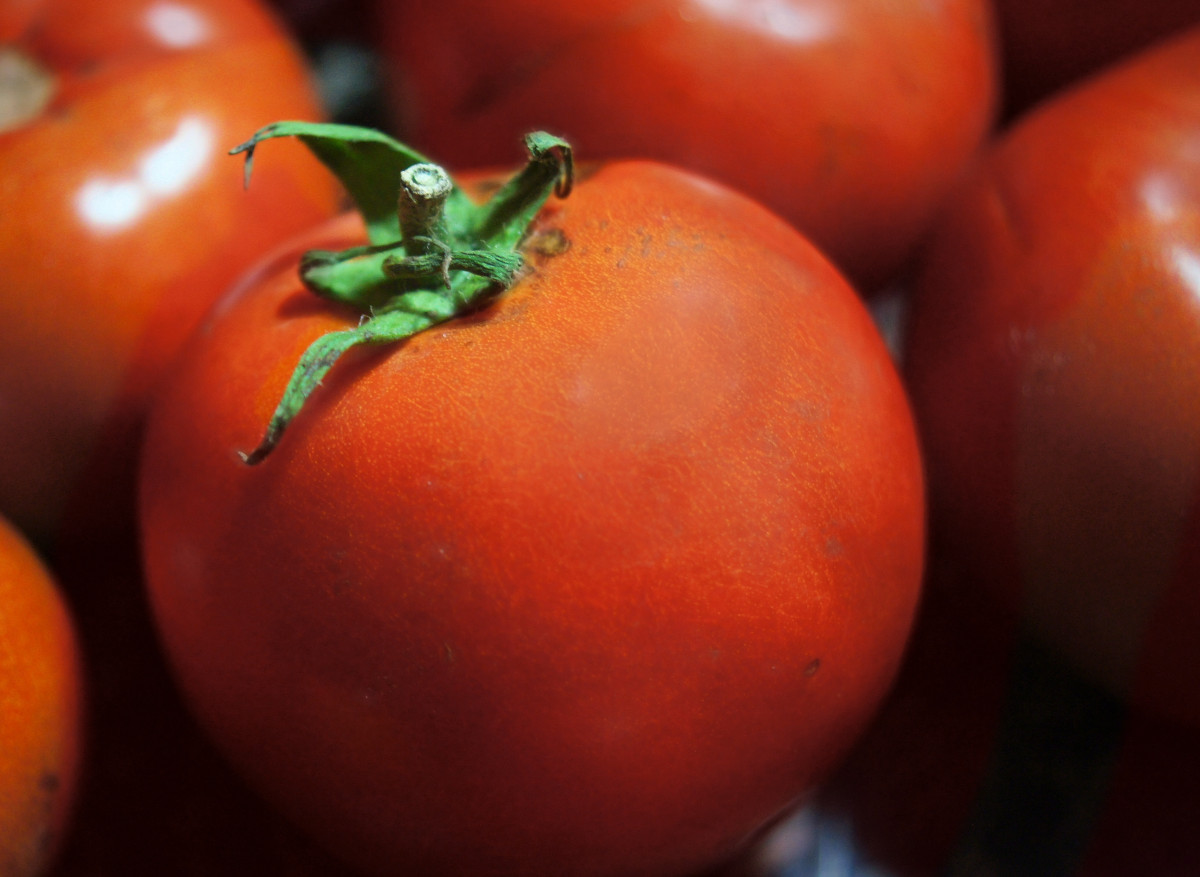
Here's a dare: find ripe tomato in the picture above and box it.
[992,0,1200,115]
[373,0,998,293]
[903,26,1200,728]
[0,515,83,877]
[0,0,339,543]
[139,132,924,876]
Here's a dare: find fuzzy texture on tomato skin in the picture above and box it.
[140,160,925,877]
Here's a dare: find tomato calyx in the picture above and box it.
[0,48,56,134]
[230,122,574,464]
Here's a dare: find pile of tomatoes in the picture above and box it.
[1,0,1198,875]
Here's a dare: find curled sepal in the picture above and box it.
[471,132,574,250]
[230,121,461,246]
[236,125,573,464]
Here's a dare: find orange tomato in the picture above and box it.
[0,515,83,876]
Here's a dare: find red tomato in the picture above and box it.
[139,154,925,875]
[0,515,83,877]
[904,26,1200,727]
[993,0,1200,115]
[0,0,339,543]
[373,0,998,293]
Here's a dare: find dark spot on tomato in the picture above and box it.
[805,659,821,677]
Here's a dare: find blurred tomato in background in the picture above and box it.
[904,23,1200,729]
[0,0,339,547]
[372,0,998,294]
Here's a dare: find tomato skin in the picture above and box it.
[0,0,339,543]
[904,27,1200,727]
[0,515,83,877]
[373,0,998,294]
[140,161,925,876]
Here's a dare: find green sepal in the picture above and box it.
[472,131,574,249]
[231,121,470,246]
[234,124,574,465]
[299,244,407,310]
[237,300,453,466]
[382,245,524,289]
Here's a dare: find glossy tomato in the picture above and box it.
[993,0,1200,115]
[0,0,339,544]
[0,515,83,877]
[904,26,1200,728]
[373,0,998,293]
[139,141,925,876]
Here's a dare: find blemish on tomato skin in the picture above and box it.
[805,659,821,677]
[523,226,571,261]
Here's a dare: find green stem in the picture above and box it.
[232,124,573,465]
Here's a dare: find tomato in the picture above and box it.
[903,26,1200,728]
[0,0,340,544]
[373,0,998,294]
[992,0,1200,115]
[0,515,83,877]
[138,128,925,876]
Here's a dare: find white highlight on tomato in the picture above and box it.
[683,0,834,44]
[144,2,213,49]
[1174,245,1200,296]
[75,117,214,231]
